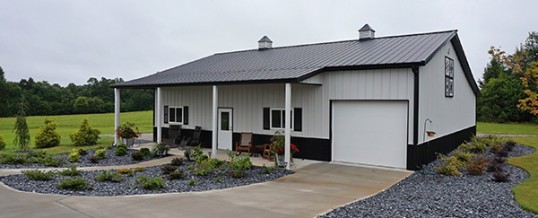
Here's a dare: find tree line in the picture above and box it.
[477,32,538,123]
[0,67,153,117]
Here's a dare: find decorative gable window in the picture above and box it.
[445,57,455,97]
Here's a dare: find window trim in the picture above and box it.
[169,106,184,124]
[445,56,455,98]
[269,108,293,130]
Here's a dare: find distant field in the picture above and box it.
[477,122,538,135]
[0,111,152,153]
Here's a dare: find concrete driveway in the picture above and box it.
[0,163,411,218]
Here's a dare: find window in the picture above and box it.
[169,106,184,124]
[445,57,454,97]
[270,108,293,129]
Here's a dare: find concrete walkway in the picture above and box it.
[0,161,411,218]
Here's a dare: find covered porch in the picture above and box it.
[114,83,298,169]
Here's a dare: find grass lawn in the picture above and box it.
[0,111,152,154]
[477,122,538,135]
[509,137,538,214]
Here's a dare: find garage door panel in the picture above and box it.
[332,101,407,168]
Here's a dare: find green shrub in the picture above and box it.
[0,135,6,150]
[459,140,488,154]
[70,119,100,146]
[23,169,55,181]
[136,175,165,190]
[188,177,196,186]
[170,157,184,166]
[68,149,81,163]
[96,171,123,183]
[24,150,47,163]
[60,165,81,176]
[115,146,128,156]
[133,167,145,172]
[0,154,26,165]
[228,154,253,178]
[94,148,107,159]
[131,151,144,161]
[504,140,517,152]
[34,119,61,148]
[435,154,464,176]
[193,158,223,176]
[452,149,474,164]
[140,148,151,157]
[167,170,185,180]
[40,156,65,167]
[152,143,169,157]
[78,149,88,156]
[466,155,490,175]
[89,156,99,163]
[261,165,275,174]
[116,168,133,176]
[161,165,177,175]
[58,177,92,190]
[189,146,206,163]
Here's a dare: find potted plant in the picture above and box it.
[116,122,140,147]
[270,131,300,167]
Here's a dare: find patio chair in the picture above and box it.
[235,132,253,156]
[176,137,191,150]
[163,125,181,146]
[189,126,202,146]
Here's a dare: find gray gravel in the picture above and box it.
[0,149,160,169]
[0,162,289,196]
[321,144,537,218]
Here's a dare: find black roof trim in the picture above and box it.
[451,34,480,96]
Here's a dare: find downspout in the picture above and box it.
[412,66,420,169]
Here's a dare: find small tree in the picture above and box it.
[35,119,61,148]
[13,102,30,150]
[70,119,101,146]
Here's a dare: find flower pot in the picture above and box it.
[275,154,286,167]
[122,138,135,147]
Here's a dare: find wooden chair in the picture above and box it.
[176,137,190,150]
[235,132,253,155]
[189,126,202,146]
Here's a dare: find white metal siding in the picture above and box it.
[156,68,414,143]
[315,68,414,143]
[418,42,476,144]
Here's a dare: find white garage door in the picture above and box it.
[332,101,408,168]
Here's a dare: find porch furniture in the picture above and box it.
[252,144,265,157]
[235,132,253,155]
[189,126,202,146]
[262,143,274,161]
[163,125,181,146]
[177,137,191,150]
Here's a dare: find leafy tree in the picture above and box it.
[13,102,30,150]
[35,119,61,148]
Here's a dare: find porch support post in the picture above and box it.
[284,83,291,170]
[156,87,162,144]
[211,85,218,158]
[114,88,120,145]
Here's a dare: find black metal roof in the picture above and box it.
[113,30,479,95]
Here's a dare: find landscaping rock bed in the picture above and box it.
[0,149,161,169]
[321,144,537,218]
[0,162,289,196]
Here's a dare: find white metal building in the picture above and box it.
[112,24,479,170]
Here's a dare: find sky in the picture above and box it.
[1,0,537,86]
